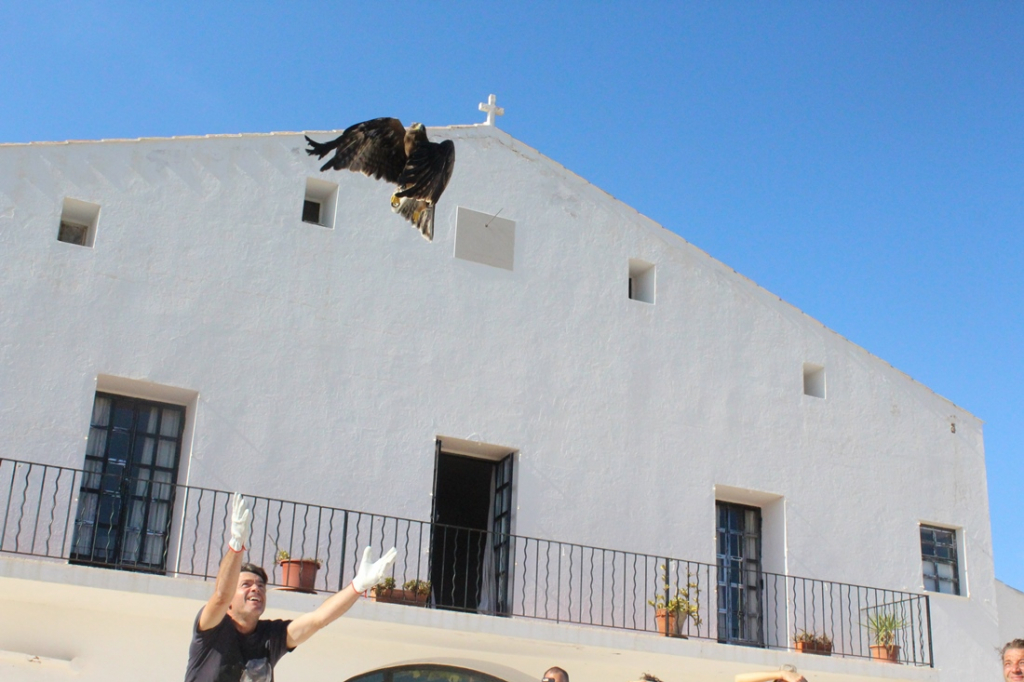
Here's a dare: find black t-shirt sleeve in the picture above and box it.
[186,608,240,682]
[259,619,295,667]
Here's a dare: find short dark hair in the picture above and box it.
[240,563,268,584]
[543,667,569,682]
[1003,639,1024,657]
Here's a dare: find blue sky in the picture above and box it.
[3,2,1021,590]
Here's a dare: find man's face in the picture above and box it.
[1005,648,1024,682]
[543,671,567,682]
[229,572,267,620]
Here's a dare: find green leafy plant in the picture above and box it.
[648,564,702,627]
[374,576,397,591]
[864,610,906,647]
[403,579,431,596]
[794,629,832,647]
[275,549,322,567]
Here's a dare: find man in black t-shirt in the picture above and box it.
[184,494,396,682]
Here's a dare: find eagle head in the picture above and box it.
[404,122,428,155]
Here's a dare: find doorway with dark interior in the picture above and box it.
[71,392,185,573]
[430,440,513,614]
[716,501,764,646]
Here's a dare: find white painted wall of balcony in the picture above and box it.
[1,557,943,682]
[0,126,1002,679]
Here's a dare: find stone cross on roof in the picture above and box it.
[478,94,505,127]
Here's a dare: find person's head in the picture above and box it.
[1003,640,1024,682]
[228,563,268,623]
[542,667,569,682]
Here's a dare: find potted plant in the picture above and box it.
[275,550,321,593]
[648,564,701,637]
[794,629,833,656]
[402,578,431,606]
[371,577,430,606]
[864,610,905,662]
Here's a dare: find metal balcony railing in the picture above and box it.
[0,458,932,666]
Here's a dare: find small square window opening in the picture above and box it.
[303,178,338,229]
[302,199,322,225]
[628,259,655,304]
[803,363,826,399]
[58,221,89,246]
[57,197,100,248]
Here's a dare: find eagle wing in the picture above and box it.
[305,118,408,182]
[394,139,456,204]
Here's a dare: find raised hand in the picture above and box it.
[351,546,398,592]
[228,493,251,553]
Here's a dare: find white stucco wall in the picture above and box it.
[997,580,1024,646]
[0,126,1000,679]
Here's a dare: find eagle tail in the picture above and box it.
[391,196,434,241]
[416,205,434,241]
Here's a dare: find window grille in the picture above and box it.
[921,525,960,595]
[716,501,763,645]
[71,393,185,572]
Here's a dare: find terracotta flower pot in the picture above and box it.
[371,587,429,606]
[653,608,686,638]
[795,641,832,656]
[278,559,320,593]
[870,644,900,662]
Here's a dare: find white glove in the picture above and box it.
[228,493,251,553]
[351,546,398,592]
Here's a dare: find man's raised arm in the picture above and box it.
[286,546,397,648]
[198,493,252,631]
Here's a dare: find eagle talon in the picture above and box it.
[390,195,400,208]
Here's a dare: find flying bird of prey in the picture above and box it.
[305,118,455,241]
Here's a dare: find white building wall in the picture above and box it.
[997,580,1024,646]
[0,126,1001,679]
